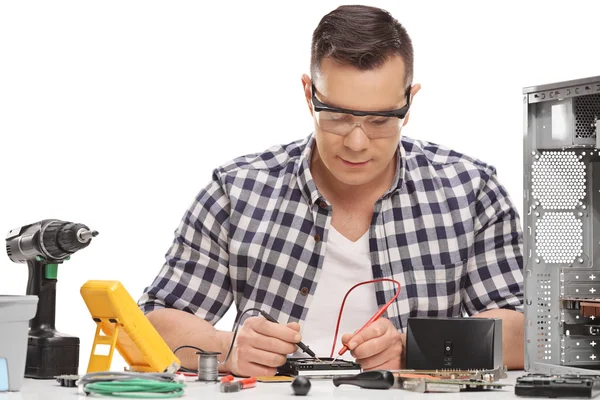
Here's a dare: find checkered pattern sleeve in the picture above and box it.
[137,170,234,324]
[461,166,524,315]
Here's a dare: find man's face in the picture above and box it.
[303,56,419,188]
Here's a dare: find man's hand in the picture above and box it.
[225,316,300,377]
[341,318,403,370]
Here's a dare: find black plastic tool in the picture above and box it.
[333,370,395,389]
[291,376,311,395]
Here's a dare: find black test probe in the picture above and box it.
[259,311,319,359]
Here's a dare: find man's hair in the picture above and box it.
[310,5,414,89]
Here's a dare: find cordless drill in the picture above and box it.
[5,219,98,379]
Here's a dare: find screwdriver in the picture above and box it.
[333,370,395,389]
[259,311,320,360]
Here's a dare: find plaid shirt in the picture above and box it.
[138,133,524,331]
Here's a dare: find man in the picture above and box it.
[138,5,524,377]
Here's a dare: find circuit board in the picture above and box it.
[277,358,361,378]
[391,367,510,393]
[392,366,508,382]
[395,378,510,393]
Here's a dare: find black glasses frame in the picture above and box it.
[311,83,411,119]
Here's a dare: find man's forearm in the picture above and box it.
[473,308,524,370]
[146,308,233,372]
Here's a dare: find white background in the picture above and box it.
[1,0,599,373]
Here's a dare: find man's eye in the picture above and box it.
[370,118,392,125]
[326,112,349,121]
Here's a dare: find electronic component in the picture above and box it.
[80,280,180,373]
[277,358,361,378]
[256,376,294,382]
[391,367,510,393]
[523,75,600,375]
[395,377,510,393]
[515,374,600,398]
[392,366,508,382]
[405,317,503,370]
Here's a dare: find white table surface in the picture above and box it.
[1,371,525,399]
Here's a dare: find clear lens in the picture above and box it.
[315,111,401,138]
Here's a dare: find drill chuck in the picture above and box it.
[6,219,98,263]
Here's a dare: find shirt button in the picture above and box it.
[314,233,321,242]
[319,201,327,209]
[300,287,309,296]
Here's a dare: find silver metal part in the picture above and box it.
[196,351,219,382]
[77,228,98,243]
[524,75,600,375]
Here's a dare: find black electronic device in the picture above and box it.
[405,317,503,370]
[5,219,98,379]
[277,358,361,379]
[515,374,600,398]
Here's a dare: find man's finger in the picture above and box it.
[356,349,393,371]
[352,333,393,359]
[243,346,288,368]
[347,319,390,350]
[341,333,352,345]
[250,330,298,355]
[236,360,277,378]
[286,322,301,332]
[253,318,302,343]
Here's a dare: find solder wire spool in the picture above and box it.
[173,307,271,382]
[196,349,220,383]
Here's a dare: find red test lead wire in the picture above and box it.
[330,278,402,359]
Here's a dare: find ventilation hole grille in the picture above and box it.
[536,212,583,264]
[532,151,586,209]
[537,275,553,361]
[575,94,600,138]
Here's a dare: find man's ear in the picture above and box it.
[301,74,313,116]
[402,83,422,127]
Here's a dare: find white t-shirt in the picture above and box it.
[291,225,380,360]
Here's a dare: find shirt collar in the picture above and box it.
[297,133,406,207]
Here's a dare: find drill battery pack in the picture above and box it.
[26,334,79,378]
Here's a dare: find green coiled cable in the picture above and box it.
[79,372,185,398]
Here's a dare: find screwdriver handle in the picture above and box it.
[333,370,395,389]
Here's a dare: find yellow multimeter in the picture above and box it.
[80,280,180,374]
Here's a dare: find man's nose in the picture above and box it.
[343,124,370,152]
